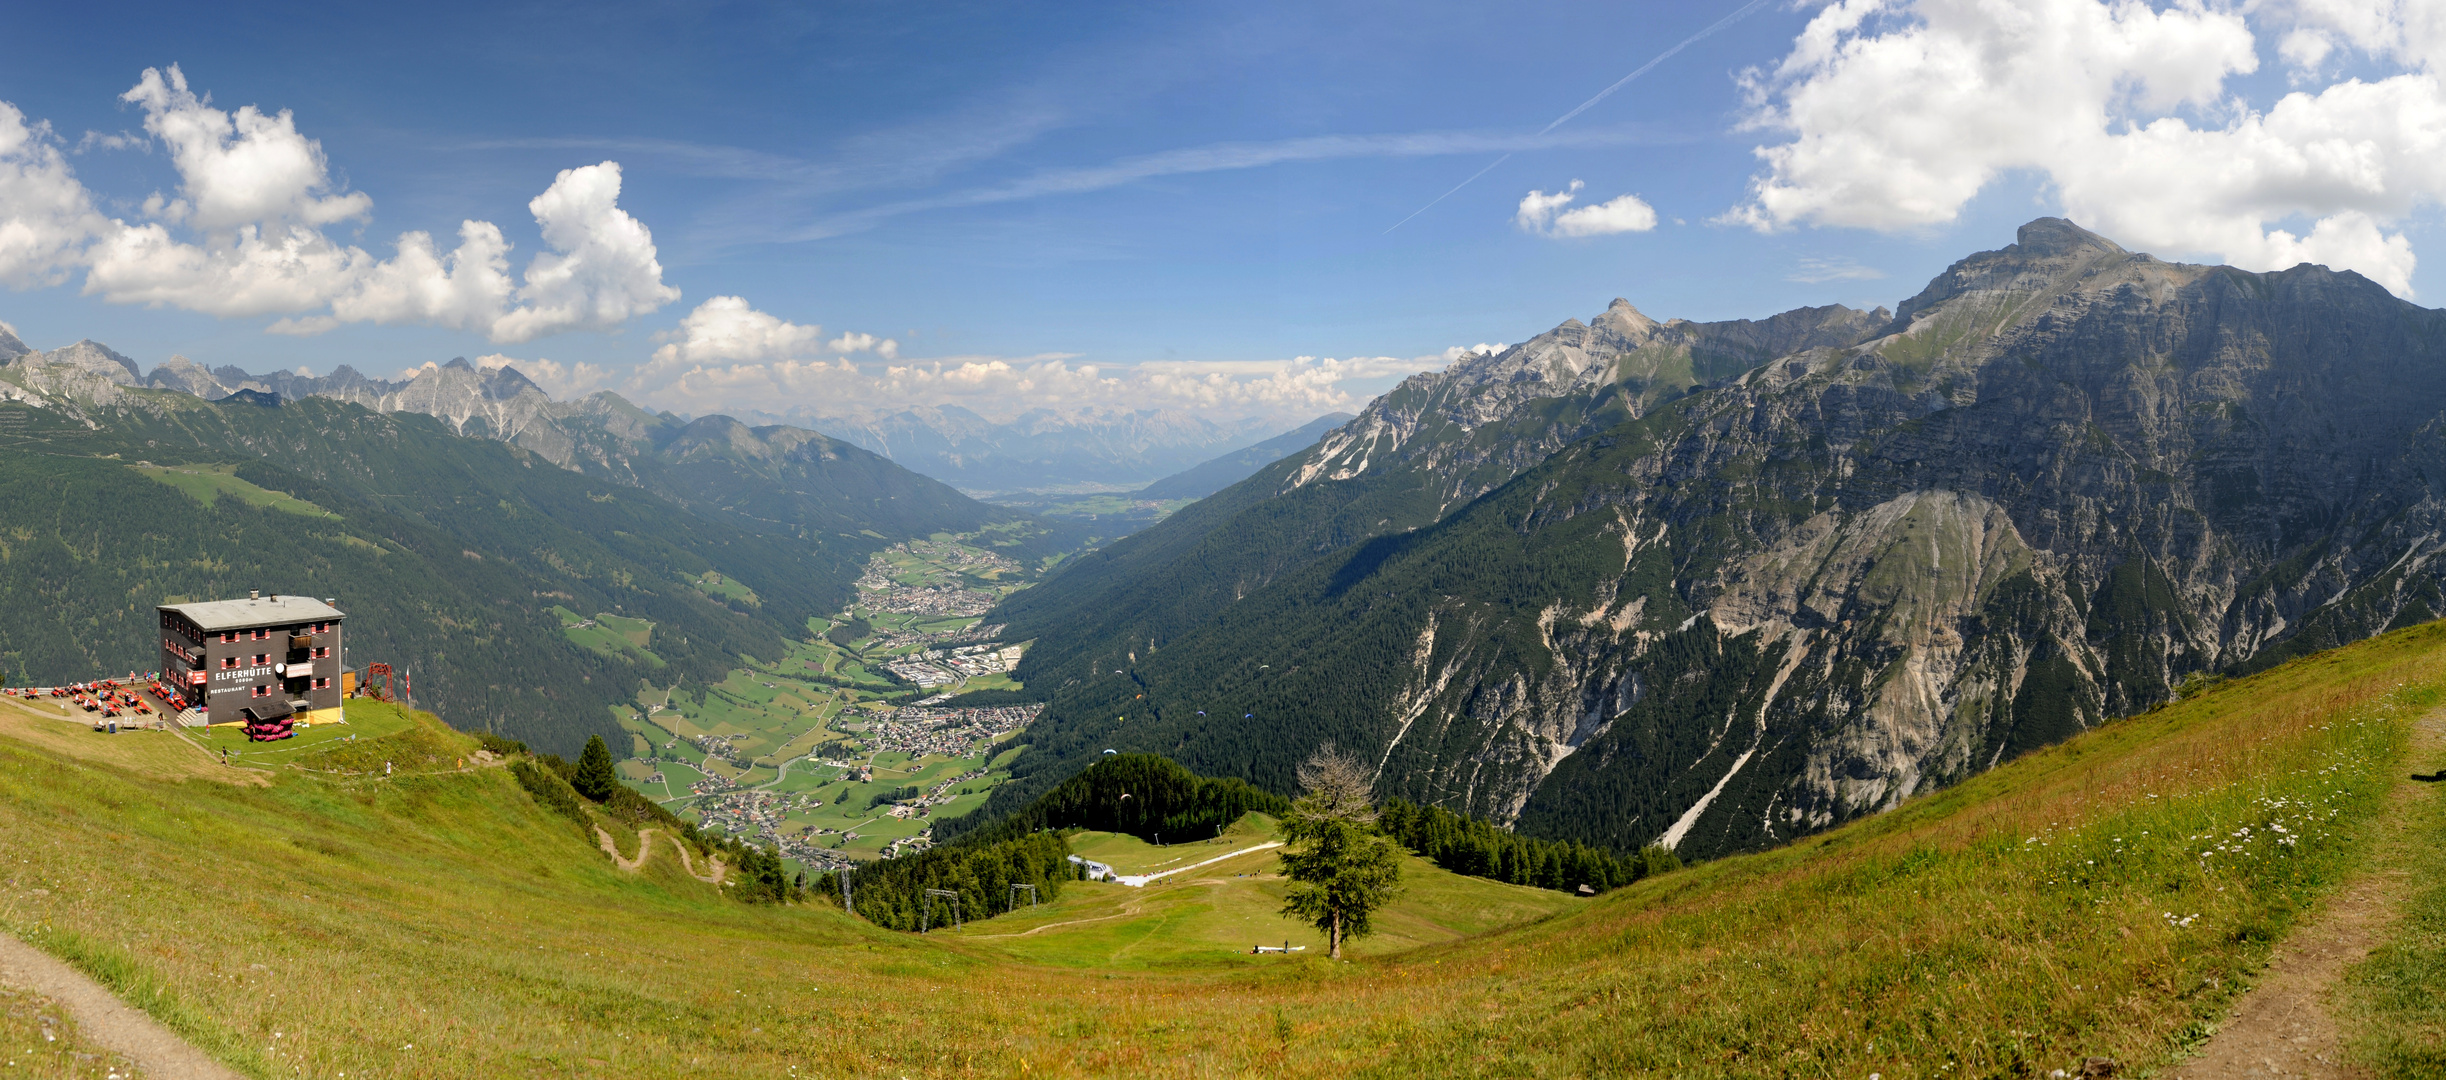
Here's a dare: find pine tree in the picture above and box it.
[573,734,618,802]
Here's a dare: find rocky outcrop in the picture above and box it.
[142,355,230,398]
[1139,412,1355,501]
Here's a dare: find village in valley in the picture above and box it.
[595,532,1046,874]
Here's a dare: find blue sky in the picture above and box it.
[5,1,2445,424]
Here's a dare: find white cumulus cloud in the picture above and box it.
[1516,180,1659,238]
[1728,0,2446,298]
[2273,0,2446,75]
[0,103,109,288]
[488,162,681,343]
[649,295,827,368]
[0,66,680,340]
[315,220,515,334]
[120,65,372,232]
[826,330,899,358]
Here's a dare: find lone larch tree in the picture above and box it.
[1277,743,1402,959]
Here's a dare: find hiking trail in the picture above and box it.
[2167,706,2444,1077]
[593,826,727,885]
[0,931,239,1080]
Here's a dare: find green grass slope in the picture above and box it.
[0,621,2437,1077]
[968,814,1577,968]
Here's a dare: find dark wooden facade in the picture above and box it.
[158,594,346,725]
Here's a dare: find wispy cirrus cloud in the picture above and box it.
[783,125,1675,242]
[458,100,1067,191]
[1786,256,1884,284]
[481,122,1678,251]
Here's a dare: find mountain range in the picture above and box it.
[0,343,1085,559]
[960,218,2446,861]
[0,325,1311,502]
[775,404,1286,496]
[0,332,1075,755]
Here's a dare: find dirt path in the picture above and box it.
[0,932,239,1079]
[967,887,1174,939]
[967,873,1262,940]
[596,826,658,871]
[2168,707,2445,1078]
[669,835,727,884]
[591,827,726,884]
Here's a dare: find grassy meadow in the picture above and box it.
[129,463,339,521]
[0,622,2438,1076]
[975,815,1579,967]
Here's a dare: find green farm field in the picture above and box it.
[0,620,2442,1075]
[554,607,664,668]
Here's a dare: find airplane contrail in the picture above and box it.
[1384,0,1778,234]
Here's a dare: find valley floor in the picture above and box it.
[0,623,2443,1076]
[606,533,1041,871]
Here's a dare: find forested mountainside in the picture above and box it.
[972,218,2446,861]
[1135,412,1354,501]
[0,353,1062,755]
[104,356,1083,564]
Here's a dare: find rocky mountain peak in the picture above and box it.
[663,415,773,464]
[34,339,142,385]
[1882,217,2156,347]
[1592,298,1661,341]
[0,322,27,362]
[144,354,230,398]
[482,364,545,398]
[2010,216,2126,259]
